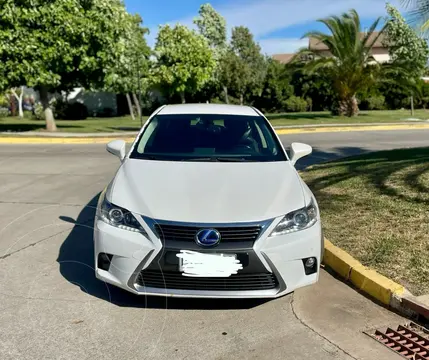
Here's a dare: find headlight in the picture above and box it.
[269,199,318,237]
[97,193,146,234]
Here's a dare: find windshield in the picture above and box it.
[130,113,287,162]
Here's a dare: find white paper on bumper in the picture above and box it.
[176,250,243,277]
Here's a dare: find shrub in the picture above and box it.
[284,96,307,112]
[421,96,429,109]
[33,103,44,120]
[306,97,313,111]
[0,95,9,108]
[0,107,9,117]
[54,99,88,120]
[95,107,115,117]
[366,96,385,110]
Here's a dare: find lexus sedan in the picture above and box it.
[94,103,323,298]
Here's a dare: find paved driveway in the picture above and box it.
[2,130,424,359]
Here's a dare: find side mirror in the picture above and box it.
[290,142,312,166]
[106,140,126,161]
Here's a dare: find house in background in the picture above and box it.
[66,88,119,116]
[272,32,390,64]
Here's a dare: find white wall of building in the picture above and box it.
[372,53,390,63]
[67,88,117,116]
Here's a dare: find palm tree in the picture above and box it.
[401,0,429,29]
[295,10,385,117]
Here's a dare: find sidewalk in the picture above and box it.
[293,269,406,359]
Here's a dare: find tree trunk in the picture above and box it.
[132,92,141,118]
[223,86,229,104]
[338,95,359,117]
[180,91,186,104]
[126,93,135,120]
[12,87,24,118]
[9,95,16,116]
[239,93,244,105]
[39,86,57,131]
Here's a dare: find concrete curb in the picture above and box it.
[2,123,429,144]
[323,239,429,321]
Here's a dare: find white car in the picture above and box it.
[94,104,323,298]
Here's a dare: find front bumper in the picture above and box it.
[94,216,322,298]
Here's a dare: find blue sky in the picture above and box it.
[124,0,401,55]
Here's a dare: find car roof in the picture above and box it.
[157,103,260,117]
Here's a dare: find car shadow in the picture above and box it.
[287,145,370,170]
[57,193,270,310]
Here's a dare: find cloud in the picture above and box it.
[258,38,308,55]
[217,0,398,38]
[147,0,401,49]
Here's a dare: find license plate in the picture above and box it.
[177,250,241,277]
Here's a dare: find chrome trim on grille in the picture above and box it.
[142,216,274,242]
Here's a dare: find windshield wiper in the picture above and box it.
[182,157,252,162]
[214,157,252,162]
[139,155,169,160]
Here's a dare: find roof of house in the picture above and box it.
[309,31,386,51]
[271,53,295,64]
[158,103,259,116]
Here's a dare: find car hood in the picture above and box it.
[109,159,305,223]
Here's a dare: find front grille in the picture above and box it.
[154,224,262,243]
[136,270,278,291]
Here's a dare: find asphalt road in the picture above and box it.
[281,129,429,169]
[2,129,426,360]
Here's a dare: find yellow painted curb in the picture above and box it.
[323,239,404,305]
[276,123,429,135]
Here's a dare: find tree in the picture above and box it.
[400,0,429,30]
[193,3,227,102]
[296,10,387,116]
[0,0,132,131]
[223,26,266,105]
[252,59,293,112]
[384,3,429,77]
[10,87,24,118]
[289,63,334,111]
[218,48,247,104]
[104,13,151,120]
[194,3,227,50]
[152,24,215,103]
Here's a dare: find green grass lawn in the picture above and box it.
[268,109,429,127]
[0,109,428,133]
[301,148,429,295]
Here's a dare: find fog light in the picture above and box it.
[305,257,316,268]
[302,257,317,275]
[97,253,113,271]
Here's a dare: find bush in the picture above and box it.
[0,107,9,117]
[33,103,44,120]
[306,97,313,111]
[54,100,88,120]
[284,96,307,112]
[366,96,385,110]
[95,107,115,117]
[0,95,9,108]
[421,96,429,109]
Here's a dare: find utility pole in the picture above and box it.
[411,94,414,116]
